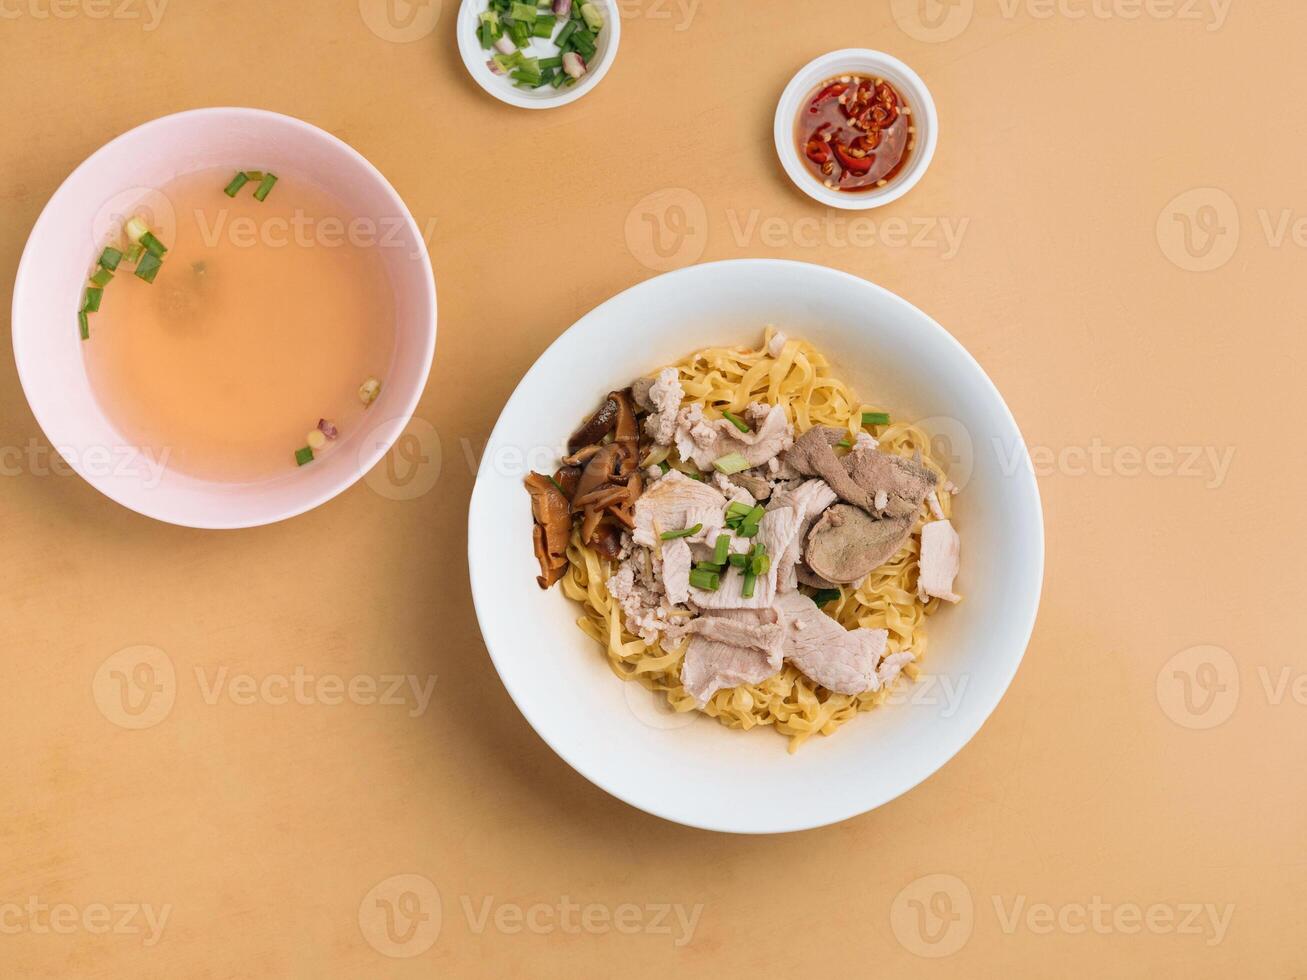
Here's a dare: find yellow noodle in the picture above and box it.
[559,328,956,752]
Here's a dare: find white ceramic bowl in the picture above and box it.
[469,259,1043,833]
[457,0,620,109]
[12,108,437,529]
[775,49,938,211]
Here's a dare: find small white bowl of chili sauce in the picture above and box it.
[774,50,938,210]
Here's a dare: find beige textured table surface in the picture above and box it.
[2,1,1304,976]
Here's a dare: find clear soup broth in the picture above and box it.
[84,167,396,483]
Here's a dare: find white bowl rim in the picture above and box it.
[10,106,438,529]
[468,258,1044,833]
[774,48,939,211]
[456,0,621,110]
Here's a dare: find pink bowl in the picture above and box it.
[11,108,437,528]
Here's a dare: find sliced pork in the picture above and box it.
[631,470,728,548]
[673,402,794,471]
[660,537,694,606]
[774,591,889,695]
[917,519,961,603]
[772,479,838,590]
[690,501,800,610]
[679,609,785,705]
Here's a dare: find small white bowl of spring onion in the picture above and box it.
[457,0,619,109]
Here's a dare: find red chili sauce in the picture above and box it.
[796,74,913,193]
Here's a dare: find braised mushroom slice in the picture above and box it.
[552,465,582,500]
[568,393,620,454]
[524,472,572,589]
[804,504,914,585]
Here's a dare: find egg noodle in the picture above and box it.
[559,328,954,752]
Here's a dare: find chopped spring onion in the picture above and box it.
[224,172,250,197]
[694,561,723,573]
[569,25,596,56]
[580,1,603,29]
[660,523,702,541]
[510,0,537,20]
[124,216,150,243]
[741,570,757,598]
[538,55,563,69]
[134,250,162,284]
[83,287,103,313]
[508,19,531,46]
[689,568,720,591]
[713,451,750,475]
[737,504,765,537]
[78,309,89,340]
[140,231,167,258]
[721,410,750,433]
[546,475,567,496]
[811,588,842,607]
[98,246,123,271]
[253,173,278,202]
[555,18,578,47]
[658,460,671,474]
[295,446,314,466]
[725,501,754,519]
[713,534,730,565]
[89,267,114,287]
[862,411,891,426]
[124,243,144,265]
[836,438,852,449]
[750,551,770,576]
[727,553,748,568]
[532,14,556,36]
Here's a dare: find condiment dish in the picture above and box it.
[775,49,938,210]
[457,0,620,110]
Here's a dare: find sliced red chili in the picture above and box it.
[806,139,832,165]
[832,142,873,177]
[809,82,849,110]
